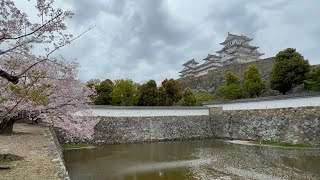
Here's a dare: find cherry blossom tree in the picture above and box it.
[0,56,99,141]
[0,0,97,141]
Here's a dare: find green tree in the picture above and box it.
[215,72,243,100]
[93,79,114,105]
[270,48,311,94]
[138,80,159,106]
[243,65,266,97]
[110,79,140,106]
[194,93,214,106]
[162,79,182,106]
[158,86,167,106]
[181,88,196,106]
[304,66,320,91]
[215,84,243,100]
[226,71,240,85]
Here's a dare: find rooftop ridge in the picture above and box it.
[182,58,199,66]
[220,33,253,45]
[203,53,221,60]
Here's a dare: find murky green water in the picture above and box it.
[64,140,320,180]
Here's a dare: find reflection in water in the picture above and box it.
[64,140,320,180]
[283,156,320,174]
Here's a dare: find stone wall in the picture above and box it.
[57,105,320,148]
[210,107,320,147]
[179,58,275,93]
[92,116,214,145]
[48,127,70,180]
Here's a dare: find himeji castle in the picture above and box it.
[180,33,265,78]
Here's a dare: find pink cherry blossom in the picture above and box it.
[0,0,97,141]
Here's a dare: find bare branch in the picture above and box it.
[21,75,78,81]
[0,33,43,56]
[0,25,94,84]
[0,13,63,41]
[17,25,95,77]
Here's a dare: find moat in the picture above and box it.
[64,139,320,180]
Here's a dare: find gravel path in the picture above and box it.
[0,123,61,180]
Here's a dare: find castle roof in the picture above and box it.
[223,56,237,64]
[251,51,265,56]
[179,67,195,73]
[220,32,253,45]
[197,59,222,68]
[216,44,259,54]
[182,58,199,66]
[203,54,221,60]
[179,69,192,73]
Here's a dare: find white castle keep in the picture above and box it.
[180,33,265,78]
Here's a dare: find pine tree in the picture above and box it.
[138,80,159,106]
[194,93,214,105]
[181,88,196,106]
[215,84,243,100]
[243,65,265,97]
[305,66,320,91]
[158,86,167,106]
[270,48,311,94]
[110,79,140,106]
[226,71,240,85]
[93,79,114,105]
[215,72,243,100]
[161,79,182,106]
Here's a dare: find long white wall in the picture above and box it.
[204,96,320,110]
[75,107,209,117]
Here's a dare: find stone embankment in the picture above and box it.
[210,106,320,147]
[89,106,320,147]
[93,116,214,145]
[0,123,69,180]
[67,102,320,147]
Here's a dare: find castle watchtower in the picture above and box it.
[179,59,199,78]
[217,32,264,64]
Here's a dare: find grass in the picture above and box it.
[0,153,23,166]
[0,159,11,165]
[252,141,313,148]
[63,143,91,149]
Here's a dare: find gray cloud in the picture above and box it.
[15,0,320,84]
[206,1,263,36]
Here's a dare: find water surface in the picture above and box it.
[64,140,320,180]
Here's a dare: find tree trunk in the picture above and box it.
[0,118,16,134]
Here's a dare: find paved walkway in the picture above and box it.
[0,123,61,180]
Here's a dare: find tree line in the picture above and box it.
[88,48,320,106]
[215,48,320,100]
[87,77,212,106]
[87,78,183,106]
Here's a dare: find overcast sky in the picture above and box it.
[17,0,320,84]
